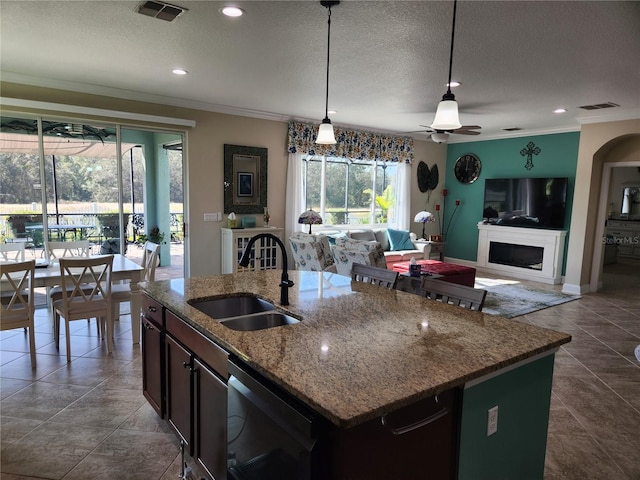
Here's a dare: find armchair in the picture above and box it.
[288,232,337,272]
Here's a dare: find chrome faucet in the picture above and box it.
[238,233,294,306]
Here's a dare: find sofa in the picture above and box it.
[322,228,428,269]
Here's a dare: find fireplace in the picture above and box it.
[477,225,567,284]
[489,242,543,270]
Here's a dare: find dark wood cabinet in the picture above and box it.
[194,357,228,479]
[163,309,229,477]
[141,295,164,417]
[166,333,194,451]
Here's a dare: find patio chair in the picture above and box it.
[53,255,114,362]
[0,260,36,367]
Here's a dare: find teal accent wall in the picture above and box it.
[458,354,556,480]
[444,133,579,272]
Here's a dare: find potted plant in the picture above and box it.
[138,225,165,245]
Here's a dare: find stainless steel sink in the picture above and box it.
[220,312,300,331]
[189,294,274,319]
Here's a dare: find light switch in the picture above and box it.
[204,213,216,222]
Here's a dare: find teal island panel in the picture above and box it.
[457,353,556,480]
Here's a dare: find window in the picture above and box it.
[303,155,397,226]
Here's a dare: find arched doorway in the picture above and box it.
[589,136,640,292]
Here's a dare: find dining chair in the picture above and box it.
[111,241,159,319]
[47,239,92,318]
[53,255,114,362]
[0,259,36,367]
[46,240,91,260]
[351,263,399,289]
[419,277,487,311]
[0,242,26,262]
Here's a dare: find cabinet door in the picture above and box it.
[166,334,193,453]
[194,358,228,480]
[142,317,164,416]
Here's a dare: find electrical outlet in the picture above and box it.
[204,213,216,222]
[487,406,498,436]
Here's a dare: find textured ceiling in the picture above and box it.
[1,1,639,143]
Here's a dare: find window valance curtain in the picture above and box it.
[287,121,413,163]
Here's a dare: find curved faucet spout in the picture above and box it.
[238,233,293,306]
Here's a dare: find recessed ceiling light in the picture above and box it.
[172,68,188,75]
[220,6,244,17]
[554,108,567,114]
[447,81,461,88]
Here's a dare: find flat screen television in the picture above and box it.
[483,177,568,229]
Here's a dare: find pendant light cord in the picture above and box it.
[324,5,332,119]
[446,0,457,96]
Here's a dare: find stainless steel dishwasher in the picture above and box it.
[227,358,328,480]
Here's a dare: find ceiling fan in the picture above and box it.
[408,125,482,143]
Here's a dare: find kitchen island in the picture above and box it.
[143,270,571,479]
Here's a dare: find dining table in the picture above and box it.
[33,254,144,344]
[25,224,97,241]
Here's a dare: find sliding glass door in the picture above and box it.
[0,115,186,276]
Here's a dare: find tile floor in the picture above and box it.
[1,260,639,479]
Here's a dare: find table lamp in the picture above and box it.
[414,211,435,240]
[298,209,323,234]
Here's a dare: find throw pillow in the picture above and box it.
[387,228,415,251]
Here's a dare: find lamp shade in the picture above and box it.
[431,98,461,131]
[316,118,336,145]
[298,208,323,234]
[414,211,435,223]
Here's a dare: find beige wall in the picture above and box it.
[564,119,640,293]
[409,140,448,239]
[1,82,441,276]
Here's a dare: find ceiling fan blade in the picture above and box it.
[455,130,481,135]
[459,125,481,130]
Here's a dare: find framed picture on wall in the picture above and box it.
[237,172,253,197]
[224,144,268,214]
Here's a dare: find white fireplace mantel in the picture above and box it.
[477,224,567,284]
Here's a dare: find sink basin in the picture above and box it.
[220,312,300,331]
[189,295,274,319]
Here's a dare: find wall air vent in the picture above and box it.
[502,127,522,132]
[138,1,187,22]
[578,102,620,111]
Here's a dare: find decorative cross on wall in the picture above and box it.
[520,141,541,170]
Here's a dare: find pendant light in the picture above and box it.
[316,1,339,145]
[431,0,462,131]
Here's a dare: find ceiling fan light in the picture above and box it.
[316,118,336,144]
[431,132,449,144]
[431,99,461,131]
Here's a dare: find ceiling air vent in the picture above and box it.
[502,127,522,132]
[138,1,187,22]
[578,102,620,111]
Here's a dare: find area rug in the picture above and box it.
[476,278,581,318]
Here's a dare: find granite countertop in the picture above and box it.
[143,270,571,428]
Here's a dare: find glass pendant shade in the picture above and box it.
[316,118,336,144]
[431,97,461,131]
